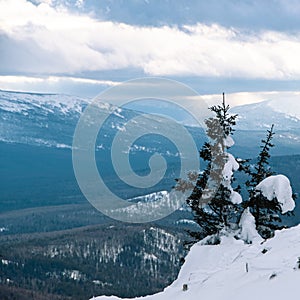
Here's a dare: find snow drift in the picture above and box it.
[92,224,300,300]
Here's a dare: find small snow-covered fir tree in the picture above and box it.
[238,207,262,244]
[243,125,296,239]
[186,94,242,244]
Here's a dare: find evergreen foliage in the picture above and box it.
[185,97,296,243]
[244,125,296,239]
[186,94,240,243]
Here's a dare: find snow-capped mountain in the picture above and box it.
[0,89,203,152]
[232,98,300,131]
[1,89,300,211]
[0,90,87,148]
[1,89,300,154]
[92,224,300,300]
[1,90,300,299]
[229,99,300,157]
[0,89,203,211]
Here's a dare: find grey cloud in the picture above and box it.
[77,0,300,32]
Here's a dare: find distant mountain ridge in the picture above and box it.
[0,89,300,212]
[0,90,299,300]
[232,99,300,131]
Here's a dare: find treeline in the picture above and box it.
[0,224,186,299]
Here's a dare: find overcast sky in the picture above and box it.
[1,0,300,100]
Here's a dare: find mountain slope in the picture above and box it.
[1,89,300,157]
[1,89,300,211]
[232,98,300,131]
[0,223,186,299]
[229,99,300,156]
[0,90,86,147]
[93,224,300,300]
[0,90,205,211]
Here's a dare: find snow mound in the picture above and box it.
[256,175,295,214]
[92,224,300,300]
[238,208,262,244]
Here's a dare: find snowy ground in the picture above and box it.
[92,224,300,300]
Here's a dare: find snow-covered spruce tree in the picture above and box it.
[243,125,296,239]
[245,124,275,192]
[185,94,242,244]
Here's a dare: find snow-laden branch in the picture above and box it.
[256,174,295,214]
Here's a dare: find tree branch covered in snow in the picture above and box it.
[256,175,295,214]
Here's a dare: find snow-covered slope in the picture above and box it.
[229,98,300,156]
[0,89,203,152]
[232,98,300,131]
[0,90,87,115]
[1,89,300,152]
[0,90,88,147]
[93,224,300,300]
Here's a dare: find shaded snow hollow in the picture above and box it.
[92,224,300,300]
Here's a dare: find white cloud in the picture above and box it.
[0,75,119,85]
[0,75,119,95]
[200,91,300,108]
[1,0,300,79]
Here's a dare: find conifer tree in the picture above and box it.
[186,94,242,244]
[244,125,295,238]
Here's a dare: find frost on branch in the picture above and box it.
[256,175,295,214]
